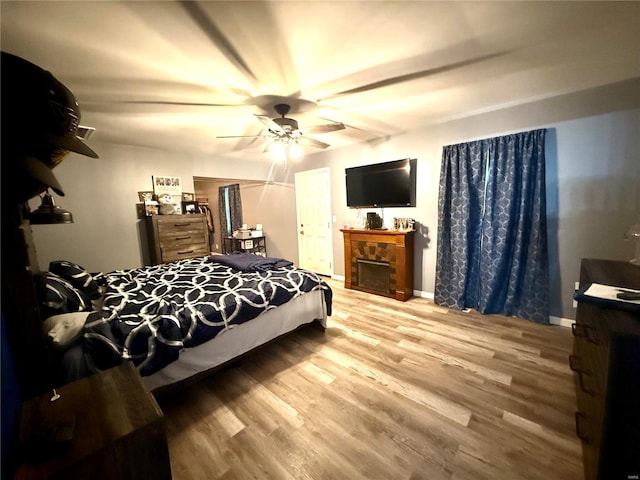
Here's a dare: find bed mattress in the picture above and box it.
[144,287,327,391]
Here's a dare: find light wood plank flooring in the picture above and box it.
[158,278,584,480]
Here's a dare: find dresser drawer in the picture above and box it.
[146,214,209,264]
[572,258,640,480]
[157,217,205,234]
[161,244,210,263]
[158,224,206,247]
[573,305,610,389]
[159,234,205,248]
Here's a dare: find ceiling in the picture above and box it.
[2,1,639,159]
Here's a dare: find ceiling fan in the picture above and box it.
[216,103,345,153]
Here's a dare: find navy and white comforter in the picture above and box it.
[83,255,331,376]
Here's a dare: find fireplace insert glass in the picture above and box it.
[357,259,390,293]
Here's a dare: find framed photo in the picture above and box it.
[181,201,198,214]
[138,191,154,202]
[182,192,195,201]
[152,175,182,196]
[144,200,159,216]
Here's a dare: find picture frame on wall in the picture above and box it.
[181,201,198,214]
[152,175,182,196]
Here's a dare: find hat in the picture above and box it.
[1,151,67,204]
[1,51,99,160]
[20,154,66,197]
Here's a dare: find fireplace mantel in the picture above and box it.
[340,228,415,301]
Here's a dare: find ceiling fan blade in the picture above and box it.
[255,114,286,135]
[82,100,252,114]
[262,138,276,153]
[302,122,346,135]
[298,136,330,149]
[318,51,508,101]
[180,1,258,84]
[216,134,274,139]
[121,100,244,107]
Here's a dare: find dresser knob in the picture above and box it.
[575,412,590,443]
[583,324,599,345]
[569,355,594,396]
[571,323,582,337]
[576,412,589,444]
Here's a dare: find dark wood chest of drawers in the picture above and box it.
[571,259,640,480]
[146,214,210,264]
[14,362,171,480]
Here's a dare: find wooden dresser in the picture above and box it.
[15,362,172,480]
[571,259,640,480]
[146,214,209,264]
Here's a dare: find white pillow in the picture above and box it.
[42,312,90,348]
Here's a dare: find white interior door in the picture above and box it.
[295,168,333,275]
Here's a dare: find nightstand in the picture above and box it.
[14,362,172,480]
[222,235,267,256]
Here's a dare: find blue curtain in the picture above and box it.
[218,184,243,237]
[435,129,549,323]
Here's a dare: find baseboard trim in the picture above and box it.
[414,289,434,300]
[549,316,574,328]
[414,292,575,327]
[335,283,573,327]
[331,274,345,282]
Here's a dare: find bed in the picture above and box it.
[35,253,332,393]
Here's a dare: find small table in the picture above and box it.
[14,362,172,480]
[222,235,267,256]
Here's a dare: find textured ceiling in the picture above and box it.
[2,1,639,159]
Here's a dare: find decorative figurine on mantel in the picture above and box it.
[157,193,178,215]
[393,217,415,231]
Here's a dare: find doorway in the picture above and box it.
[294,168,333,275]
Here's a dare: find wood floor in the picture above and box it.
[158,278,584,480]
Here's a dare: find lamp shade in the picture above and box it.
[29,193,73,224]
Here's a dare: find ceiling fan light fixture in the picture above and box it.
[218,103,339,154]
[289,141,302,160]
[272,140,287,162]
[273,116,298,131]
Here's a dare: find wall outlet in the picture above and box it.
[215,244,219,250]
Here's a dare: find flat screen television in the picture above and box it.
[345,158,416,208]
